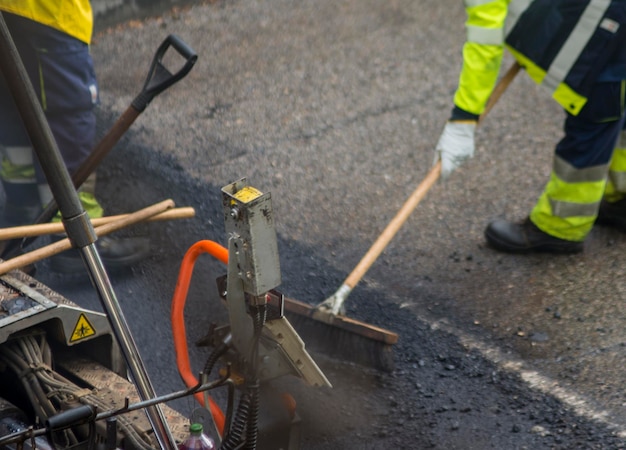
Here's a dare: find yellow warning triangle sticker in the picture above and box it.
[70,313,96,342]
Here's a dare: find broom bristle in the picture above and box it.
[283,297,398,372]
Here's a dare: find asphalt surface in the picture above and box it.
[14,0,626,448]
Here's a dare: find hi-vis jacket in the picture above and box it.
[0,0,93,44]
[455,0,626,117]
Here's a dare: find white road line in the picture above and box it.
[424,314,626,439]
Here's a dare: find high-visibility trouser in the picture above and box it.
[604,129,626,202]
[0,147,103,221]
[530,81,626,242]
[0,13,103,221]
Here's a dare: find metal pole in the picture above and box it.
[0,13,176,450]
[81,247,177,449]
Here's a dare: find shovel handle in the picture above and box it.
[75,34,197,193]
[0,199,175,275]
[0,207,195,240]
[132,34,198,112]
[479,61,520,124]
[344,161,441,288]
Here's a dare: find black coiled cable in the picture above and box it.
[218,393,251,450]
[220,302,266,450]
[242,381,259,450]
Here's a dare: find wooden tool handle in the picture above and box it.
[0,199,175,275]
[479,61,520,124]
[344,161,441,288]
[0,207,195,240]
[343,61,521,289]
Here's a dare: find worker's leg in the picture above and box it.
[0,71,41,226]
[3,13,150,271]
[31,34,150,272]
[0,12,103,223]
[529,110,623,241]
[0,145,41,226]
[603,126,626,202]
[0,73,102,226]
[37,112,104,221]
[6,12,105,220]
[595,114,626,229]
[485,81,624,253]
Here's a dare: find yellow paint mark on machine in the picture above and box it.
[70,313,96,342]
[233,186,263,204]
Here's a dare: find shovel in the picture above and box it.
[1,33,198,258]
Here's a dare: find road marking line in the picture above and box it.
[392,291,625,439]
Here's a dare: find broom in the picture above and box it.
[284,62,522,372]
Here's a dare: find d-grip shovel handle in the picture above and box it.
[71,34,197,186]
[132,34,198,112]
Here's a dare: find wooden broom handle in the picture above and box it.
[343,61,521,289]
[479,61,520,124]
[0,207,195,240]
[0,199,175,275]
[344,162,441,288]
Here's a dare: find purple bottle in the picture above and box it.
[179,423,216,450]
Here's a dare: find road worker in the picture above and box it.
[0,1,150,272]
[435,0,626,253]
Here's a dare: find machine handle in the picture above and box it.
[46,405,96,431]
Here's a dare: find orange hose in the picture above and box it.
[171,240,229,434]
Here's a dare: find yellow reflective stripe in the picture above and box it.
[552,83,588,116]
[454,42,504,115]
[466,25,504,45]
[608,146,626,192]
[506,47,542,83]
[531,170,606,241]
[545,164,607,214]
[0,157,36,181]
[466,1,508,29]
[79,191,104,219]
[37,59,47,111]
[605,141,626,200]
[51,191,103,223]
[531,194,596,241]
[553,155,608,184]
[454,0,508,114]
[544,0,612,93]
[507,47,588,115]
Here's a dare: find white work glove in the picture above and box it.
[434,120,476,179]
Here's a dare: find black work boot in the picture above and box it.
[484,218,583,254]
[49,235,151,274]
[595,198,626,232]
